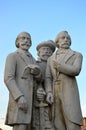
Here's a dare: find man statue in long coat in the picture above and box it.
[4,32,41,130]
[32,40,56,130]
[45,31,83,130]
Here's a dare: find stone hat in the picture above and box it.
[36,40,56,52]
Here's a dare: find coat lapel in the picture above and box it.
[16,50,32,65]
[62,49,75,63]
[50,50,75,80]
[50,49,75,65]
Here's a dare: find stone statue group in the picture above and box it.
[4,31,83,130]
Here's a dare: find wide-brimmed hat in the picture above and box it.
[36,40,56,52]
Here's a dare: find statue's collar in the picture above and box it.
[16,49,32,57]
[56,48,70,55]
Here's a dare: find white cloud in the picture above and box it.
[0,125,12,130]
[0,116,12,130]
[81,105,86,117]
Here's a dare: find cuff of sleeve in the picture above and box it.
[35,72,42,80]
[15,94,24,101]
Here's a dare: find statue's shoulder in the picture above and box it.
[6,51,18,60]
[71,49,83,58]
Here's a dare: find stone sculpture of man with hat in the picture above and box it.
[32,40,56,130]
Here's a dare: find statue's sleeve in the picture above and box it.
[45,58,53,94]
[58,52,83,76]
[31,56,42,80]
[4,53,24,100]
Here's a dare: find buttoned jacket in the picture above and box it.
[4,49,36,125]
[45,49,83,125]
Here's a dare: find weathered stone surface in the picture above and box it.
[45,31,83,130]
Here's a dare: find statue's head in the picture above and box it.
[55,31,71,49]
[15,32,32,48]
[36,40,56,61]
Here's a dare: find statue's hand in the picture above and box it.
[30,67,40,75]
[37,87,46,101]
[53,60,60,70]
[46,92,53,104]
[17,96,28,113]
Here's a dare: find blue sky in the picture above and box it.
[0,0,86,129]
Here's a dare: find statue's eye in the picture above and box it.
[61,36,65,39]
[22,37,26,40]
